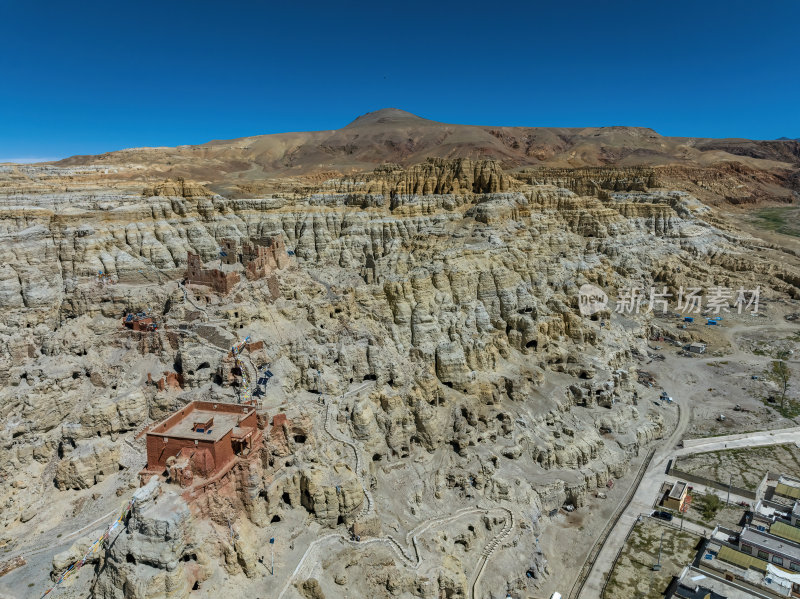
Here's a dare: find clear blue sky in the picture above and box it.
[1,0,798,161]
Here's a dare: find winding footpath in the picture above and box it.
[575,355,693,599]
[575,347,800,598]
[277,382,515,599]
[468,507,515,599]
[323,398,374,517]
[277,506,514,599]
[178,281,209,316]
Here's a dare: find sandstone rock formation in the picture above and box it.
[0,152,797,599]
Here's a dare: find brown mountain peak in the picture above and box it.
[344,108,432,128]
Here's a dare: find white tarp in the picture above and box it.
[766,562,800,587]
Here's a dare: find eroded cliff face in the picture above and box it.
[516,162,798,206]
[0,160,796,598]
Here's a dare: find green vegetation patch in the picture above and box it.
[761,396,800,418]
[680,493,744,528]
[603,518,701,599]
[752,206,800,238]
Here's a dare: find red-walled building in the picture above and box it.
[185,252,240,294]
[217,235,290,280]
[122,313,158,332]
[144,401,261,480]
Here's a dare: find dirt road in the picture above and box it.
[578,355,800,599]
[577,351,695,598]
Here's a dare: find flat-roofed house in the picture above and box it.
[143,400,261,482]
[663,480,689,511]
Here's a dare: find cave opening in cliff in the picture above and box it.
[281,492,291,506]
[301,487,313,509]
[526,340,538,350]
[363,374,377,381]
[293,434,306,444]
[271,514,281,523]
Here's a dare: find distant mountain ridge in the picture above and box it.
[49,109,800,205]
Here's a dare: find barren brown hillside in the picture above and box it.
[50,108,800,204]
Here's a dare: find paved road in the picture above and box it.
[579,385,800,597]
[577,353,695,599]
[679,426,800,453]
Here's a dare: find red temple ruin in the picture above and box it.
[184,235,289,294]
[142,400,262,487]
[185,252,240,294]
[220,235,290,280]
[147,371,183,391]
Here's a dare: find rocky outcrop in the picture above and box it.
[1,157,798,599]
[516,166,660,196]
[331,158,516,197]
[93,480,203,599]
[54,438,121,490]
[143,178,214,200]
